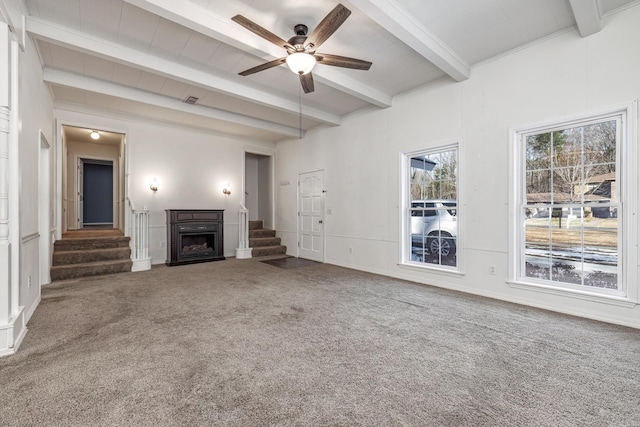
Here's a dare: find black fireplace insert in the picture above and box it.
[166,210,225,266]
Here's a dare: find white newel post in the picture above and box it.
[235,205,252,259]
[130,201,151,272]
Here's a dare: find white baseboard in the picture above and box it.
[131,258,152,272]
[0,306,27,357]
[235,248,253,259]
[25,295,41,322]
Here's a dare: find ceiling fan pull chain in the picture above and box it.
[299,83,303,139]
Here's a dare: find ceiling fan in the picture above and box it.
[232,3,372,94]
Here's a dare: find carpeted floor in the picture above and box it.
[1,258,639,426]
[260,256,320,269]
[61,228,124,238]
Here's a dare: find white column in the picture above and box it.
[0,23,12,328]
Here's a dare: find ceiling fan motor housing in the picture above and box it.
[288,24,309,49]
[294,24,308,35]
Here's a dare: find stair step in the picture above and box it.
[249,229,276,238]
[50,259,133,281]
[54,236,130,251]
[246,219,286,257]
[251,245,287,257]
[52,247,131,266]
[52,234,133,280]
[248,220,263,230]
[249,237,281,247]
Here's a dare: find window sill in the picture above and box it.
[399,262,465,278]
[507,280,637,308]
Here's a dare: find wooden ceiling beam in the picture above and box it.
[124,0,392,108]
[26,16,341,126]
[43,68,304,138]
[348,0,469,82]
[568,0,602,37]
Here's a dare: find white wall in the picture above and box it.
[275,5,640,327]
[18,33,54,321]
[54,109,276,264]
[0,27,55,356]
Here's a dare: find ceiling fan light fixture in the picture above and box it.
[233,4,369,94]
[286,52,316,75]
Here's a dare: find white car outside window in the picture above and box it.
[411,200,457,260]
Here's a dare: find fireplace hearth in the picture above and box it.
[166,210,225,266]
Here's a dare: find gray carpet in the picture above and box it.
[260,256,320,269]
[1,258,639,426]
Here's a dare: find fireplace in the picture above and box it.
[166,209,225,266]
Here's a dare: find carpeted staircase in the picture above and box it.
[51,230,132,281]
[249,220,287,257]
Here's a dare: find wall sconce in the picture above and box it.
[222,183,232,196]
[90,130,100,140]
[150,177,158,192]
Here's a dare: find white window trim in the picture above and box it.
[508,100,638,304]
[399,141,462,273]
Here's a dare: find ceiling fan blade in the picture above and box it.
[304,4,351,50]
[314,53,372,70]
[238,57,287,76]
[232,15,294,51]
[300,73,315,93]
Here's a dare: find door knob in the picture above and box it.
[319,220,323,224]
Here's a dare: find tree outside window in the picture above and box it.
[523,119,619,290]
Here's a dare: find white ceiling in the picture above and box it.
[63,124,124,147]
[14,0,640,143]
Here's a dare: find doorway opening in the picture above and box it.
[244,151,274,228]
[80,159,113,228]
[61,125,125,233]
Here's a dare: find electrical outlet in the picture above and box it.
[489,265,496,275]
[349,247,353,254]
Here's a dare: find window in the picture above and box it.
[402,145,459,269]
[512,104,637,298]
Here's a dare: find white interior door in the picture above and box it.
[298,170,324,262]
[77,157,83,229]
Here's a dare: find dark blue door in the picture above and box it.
[83,161,113,225]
